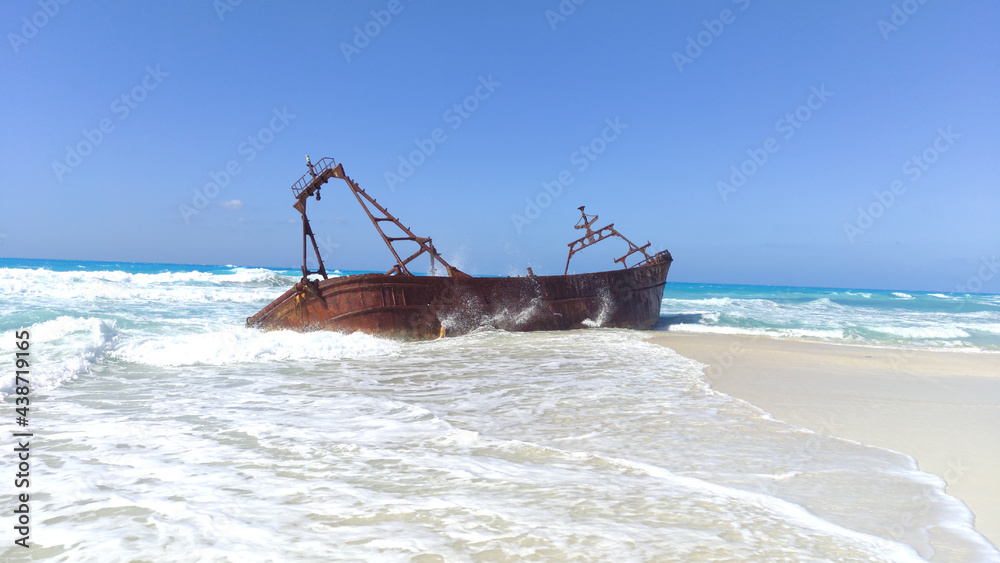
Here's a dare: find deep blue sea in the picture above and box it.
[1,258,998,561]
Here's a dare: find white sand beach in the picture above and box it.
[648,332,1000,550]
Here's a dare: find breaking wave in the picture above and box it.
[659,284,1000,351]
[112,327,400,366]
[0,265,296,304]
[0,316,118,396]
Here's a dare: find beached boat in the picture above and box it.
[246,157,672,340]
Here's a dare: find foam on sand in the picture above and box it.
[650,331,1000,558]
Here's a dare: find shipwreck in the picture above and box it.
[246,157,673,340]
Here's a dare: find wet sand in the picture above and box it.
[647,332,1000,550]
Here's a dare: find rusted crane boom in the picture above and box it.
[291,156,467,283]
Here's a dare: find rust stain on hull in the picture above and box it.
[247,157,673,340]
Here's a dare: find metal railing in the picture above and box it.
[290,157,338,198]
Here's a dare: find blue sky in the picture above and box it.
[2,1,998,292]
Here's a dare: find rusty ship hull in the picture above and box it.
[246,156,673,340]
[247,253,671,340]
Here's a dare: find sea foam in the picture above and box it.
[0,316,117,395]
[1,262,999,560]
[111,327,400,366]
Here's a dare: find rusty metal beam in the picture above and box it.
[289,157,467,279]
[564,206,653,274]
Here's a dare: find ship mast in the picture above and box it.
[564,206,653,275]
[290,156,467,283]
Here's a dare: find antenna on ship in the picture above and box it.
[564,206,654,275]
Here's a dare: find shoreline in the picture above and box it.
[646,331,1000,550]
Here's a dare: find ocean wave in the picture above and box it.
[219,267,302,286]
[965,323,1000,335]
[0,266,292,285]
[867,325,971,340]
[111,327,401,366]
[0,267,293,303]
[661,323,845,341]
[666,321,982,346]
[658,288,1000,351]
[0,316,118,396]
[661,296,739,308]
[802,297,847,310]
[661,296,787,311]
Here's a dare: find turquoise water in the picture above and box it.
[660,282,1000,351]
[5,257,998,352]
[1,258,997,561]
